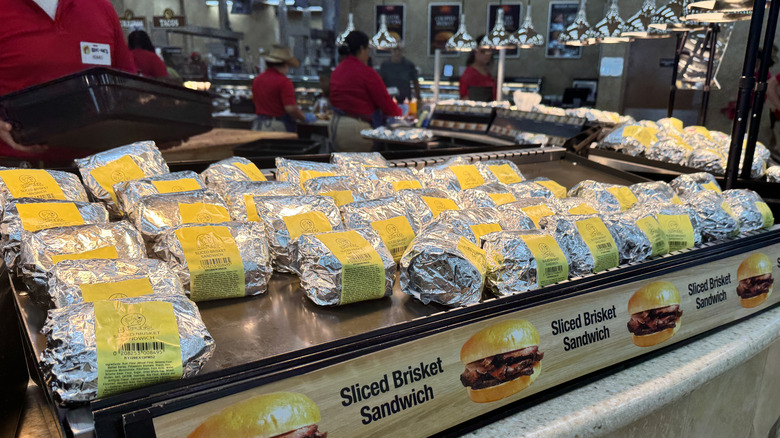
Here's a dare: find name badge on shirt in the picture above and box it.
[80,42,111,66]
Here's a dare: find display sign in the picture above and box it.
[547,2,582,59]
[119,10,146,31]
[153,238,780,437]
[153,8,186,28]
[428,3,461,57]
[487,3,522,57]
[375,5,405,54]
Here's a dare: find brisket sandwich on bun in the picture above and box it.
[188,392,326,438]
[737,253,774,308]
[459,319,543,403]
[627,281,683,347]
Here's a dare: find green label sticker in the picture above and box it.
[636,216,669,257]
[175,225,246,302]
[80,278,155,302]
[657,214,695,252]
[315,230,386,305]
[457,236,487,277]
[520,234,569,287]
[576,217,619,273]
[757,202,775,228]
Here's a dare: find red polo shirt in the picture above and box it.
[131,49,169,78]
[330,56,402,118]
[252,68,297,117]
[0,0,136,159]
[459,66,497,100]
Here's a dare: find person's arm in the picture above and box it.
[0,121,47,154]
[366,69,402,117]
[459,68,471,99]
[281,78,307,122]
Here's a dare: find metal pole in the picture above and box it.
[668,32,689,118]
[434,49,442,102]
[725,0,767,189]
[496,48,506,102]
[699,24,719,126]
[742,0,780,179]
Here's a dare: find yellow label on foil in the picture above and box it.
[315,230,386,305]
[668,117,684,131]
[421,196,459,218]
[520,234,569,287]
[299,170,335,187]
[576,217,619,273]
[607,186,638,211]
[283,211,333,240]
[450,165,485,190]
[80,278,155,302]
[672,194,683,205]
[16,202,85,232]
[488,192,516,206]
[151,178,202,194]
[457,236,487,277]
[0,169,66,201]
[243,195,260,222]
[321,190,354,207]
[703,181,722,193]
[178,202,231,224]
[371,216,416,263]
[637,216,669,257]
[176,225,245,301]
[234,162,267,181]
[469,223,503,242]
[568,204,598,215]
[520,204,556,228]
[657,214,695,252]
[623,126,655,147]
[95,300,182,398]
[392,180,422,191]
[488,164,523,184]
[690,126,711,138]
[721,202,738,222]
[51,246,118,264]
[536,180,567,198]
[89,156,146,204]
[757,202,775,228]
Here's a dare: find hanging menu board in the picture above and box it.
[375,5,405,54]
[429,3,461,56]
[487,3,522,57]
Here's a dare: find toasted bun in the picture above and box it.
[737,253,773,281]
[187,392,320,438]
[466,361,541,403]
[741,292,770,308]
[628,281,681,315]
[460,319,540,364]
[631,323,680,347]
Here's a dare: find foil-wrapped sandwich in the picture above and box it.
[1,200,109,273]
[651,203,702,252]
[395,188,460,232]
[420,163,487,193]
[597,124,656,156]
[645,138,692,166]
[132,190,230,244]
[154,222,272,301]
[0,168,88,215]
[683,191,740,242]
[531,177,567,198]
[340,197,417,262]
[456,183,517,209]
[400,230,487,307]
[539,214,620,276]
[20,221,146,294]
[767,166,780,183]
[568,180,638,212]
[363,167,422,197]
[200,156,268,192]
[682,126,714,147]
[722,189,774,233]
[46,258,185,308]
[302,175,369,207]
[657,117,684,132]
[275,158,340,188]
[75,141,169,216]
[296,228,395,306]
[482,230,569,297]
[507,181,556,199]
[495,198,556,229]
[40,295,214,403]
[670,172,721,198]
[687,148,726,175]
[221,181,299,222]
[253,195,344,273]
[423,208,503,243]
[551,198,600,215]
[623,207,670,258]
[331,152,388,171]
[474,160,525,185]
[114,171,206,218]
[740,148,768,179]
[629,181,682,205]
[601,213,654,264]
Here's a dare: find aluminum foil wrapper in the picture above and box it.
[767,166,780,183]
[474,160,525,185]
[40,295,214,403]
[302,176,370,205]
[496,198,553,230]
[275,158,340,188]
[687,148,725,175]
[650,203,703,249]
[296,228,396,306]
[637,120,659,130]
[331,152,388,171]
[1,199,109,274]
[683,190,740,242]
[645,139,692,166]
[75,141,169,216]
[419,163,487,193]
[133,190,229,243]
[597,124,649,156]
[456,183,517,209]
[201,157,268,190]
[624,207,670,258]
[722,189,770,233]
[516,133,550,146]
[46,258,185,308]
[395,188,460,232]
[565,108,622,124]
[20,221,146,295]
[539,214,618,277]
[422,208,503,243]
[153,221,272,299]
[630,181,681,205]
[254,195,344,273]
[115,171,205,219]
[670,172,721,198]
[601,213,653,264]
[0,168,89,216]
[740,150,767,179]
[709,131,730,147]
[568,180,636,213]
[483,230,570,297]
[400,230,485,307]
[359,128,434,143]
[507,181,555,199]
[220,181,299,222]
[341,196,417,231]
[551,197,600,215]
[364,167,421,198]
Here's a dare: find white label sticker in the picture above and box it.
[80,42,111,66]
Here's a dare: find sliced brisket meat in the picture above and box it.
[627,304,682,336]
[737,274,773,299]
[460,346,544,389]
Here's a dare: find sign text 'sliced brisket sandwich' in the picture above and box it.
[627,281,683,347]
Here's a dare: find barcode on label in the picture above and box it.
[597,243,613,250]
[545,266,563,274]
[39,194,56,199]
[351,253,371,262]
[200,257,231,268]
[668,241,688,249]
[119,342,165,353]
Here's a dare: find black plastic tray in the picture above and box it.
[233,138,321,157]
[0,68,213,150]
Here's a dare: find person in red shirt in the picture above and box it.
[251,45,311,132]
[128,30,169,78]
[0,0,136,162]
[329,31,402,152]
[459,46,497,100]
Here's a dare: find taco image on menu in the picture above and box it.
[737,253,774,308]
[459,319,543,403]
[188,392,326,438]
[627,281,683,347]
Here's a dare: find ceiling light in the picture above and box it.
[688,0,755,12]
[621,0,671,38]
[593,0,631,43]
[370,14,398,50]
[480,8,518,49]
[559,0,595,46]
[650,0,706,32]
[336,12,355,46]
[516,1,545,48]
[446,14,478,51]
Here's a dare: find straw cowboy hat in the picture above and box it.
[263,45,300,67]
